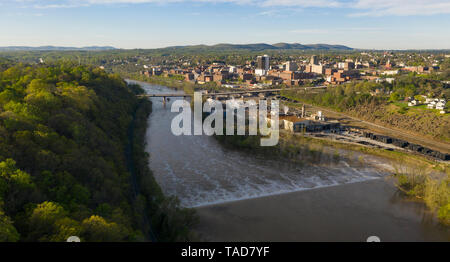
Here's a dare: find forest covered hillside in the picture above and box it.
[0,62,195,242]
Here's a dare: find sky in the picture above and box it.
[0,0,449,49]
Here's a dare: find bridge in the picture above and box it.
[137,89,280,98]
[138,94,192,98]
[136,86,326,101]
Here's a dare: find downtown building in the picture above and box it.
[255,55,270,76]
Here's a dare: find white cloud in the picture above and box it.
[5,0,450,16]
[261,0,341,8]
[290,29,329,34]
[33,4,89,9]
[351,0,450,16]
[256,8,303,17]
[289,27,386,34]
[83,0,246,4]
[82,0,337,6]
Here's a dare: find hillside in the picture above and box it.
[0,46,116,51]
[162,43,353,52]
[0,62,195,241]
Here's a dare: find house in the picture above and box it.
[381,70,399,75]
[436,102,446,110]
[377,77,395,84]
[425,98,434,104]
[408,100,418,107]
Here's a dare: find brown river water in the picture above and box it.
[130,80,449,241]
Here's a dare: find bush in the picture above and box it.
[394,166,449,226]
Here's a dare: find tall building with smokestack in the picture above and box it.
[255,55,270,76]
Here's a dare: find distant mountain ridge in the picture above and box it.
[0,43,352,52]
[0,46,117,51]
[163,43,353,51]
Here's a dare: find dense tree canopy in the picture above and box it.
[0,62,195,241]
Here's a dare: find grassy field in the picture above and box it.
[390,101,448,116]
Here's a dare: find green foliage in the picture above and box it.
[395,169,450,226]
[438,203,450,225]
[423,175,450,225]
[283,81,385,112]
[81,215,126,242]
[0,159,34,189]
[389,92,401,102]
[0,210,20,242]
[0,62,195,242]
[28,201,72,241]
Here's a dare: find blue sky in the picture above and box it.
[1,0,449,49]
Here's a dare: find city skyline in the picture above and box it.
[1,0,450,49]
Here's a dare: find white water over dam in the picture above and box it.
[130,80,391,208]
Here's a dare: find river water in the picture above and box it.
[133,80,389,207]
[130,80,449,241]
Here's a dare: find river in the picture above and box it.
[130,80,449,241]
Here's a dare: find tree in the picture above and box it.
[48,217,82,242]
[0,210,20,242]
[28,201,66,241]
[0,159,35,214]
[389,92,401,102]
[0,62,195,241]
[81,215,126,242]
[0,159,33,187]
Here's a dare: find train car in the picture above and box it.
[375,135,393,144]
[392,138,409,148]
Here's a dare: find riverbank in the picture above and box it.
[126,81,198,241]
[216,131,448,174]
[193,178,449,242]
[133,79,448,240]
[215,126,450,225]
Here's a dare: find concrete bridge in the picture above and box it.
[136,86,326,103]
[137,93,192,98]
[137,89,281,98]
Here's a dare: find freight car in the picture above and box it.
[392,138,409,148]
[359,131,448,161]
